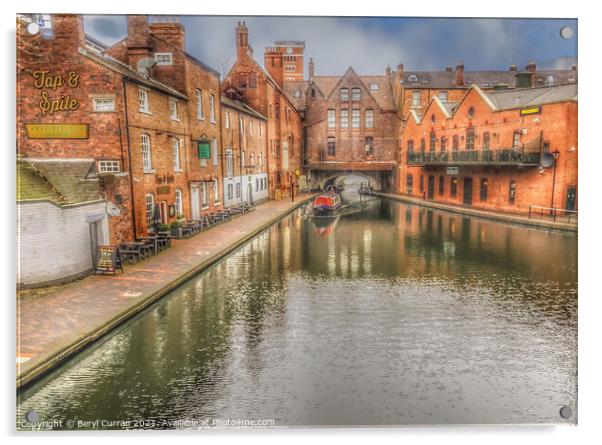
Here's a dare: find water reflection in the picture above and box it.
[17,199,577,428]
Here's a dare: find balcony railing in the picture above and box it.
[407,149,541,166]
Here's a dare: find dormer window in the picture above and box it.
[154,52,173,65]
[294,90,301,98]
[408,74,418,82]
[370,83,379,91]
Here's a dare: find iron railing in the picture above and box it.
[528,205,578,224]
[407,149,541,166]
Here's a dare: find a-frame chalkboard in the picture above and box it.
[94,245,124,275]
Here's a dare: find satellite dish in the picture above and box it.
[136,57,156,76]
[26,22,40,35]
[540,152,555,168]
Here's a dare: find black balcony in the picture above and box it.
[407,149,541,166]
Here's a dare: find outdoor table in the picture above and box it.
[119,242,145,263]
[138,236,159,255]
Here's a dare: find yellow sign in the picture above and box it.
[32,70,81,116]
[25,123,89,139]
[520,106,542,116]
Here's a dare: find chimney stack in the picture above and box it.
[308,57,315,80]
[572,64,577,71]
[455,61,465,86]
[509,64,517,71]
[445,65,453,72]
[126,15,152,73]
[149,19,186,52]
[385,65,392,77]
[526,60,537,85]
[236,21,250,59]
[395,63,404,84]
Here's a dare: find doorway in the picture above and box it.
[463,177,473,206]
[89,221,100,266]
[565,186,576,211]
[190,184,200,220]
[427,175,435,200]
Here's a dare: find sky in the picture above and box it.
[83,15,577,77]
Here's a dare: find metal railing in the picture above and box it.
[528,205,578,224]
[407,149,541,166]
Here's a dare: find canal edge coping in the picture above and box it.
[376,192,578,233]
[16,195,316,390]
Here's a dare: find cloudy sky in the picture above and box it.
[83,15,577,77]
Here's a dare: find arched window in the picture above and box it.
[429,131,436,151]
[407,139,414,153]
[482,131,491,150]
[452,135,459,151]
[466,128,475,150]
[420,138,426,153]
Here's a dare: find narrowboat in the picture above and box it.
[312,186,342,216]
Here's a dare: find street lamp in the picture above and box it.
[550,149,561,214]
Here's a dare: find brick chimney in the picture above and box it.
[236,21,251,59]
[51,14,85,53]
[445,65,453,72]
[150,17,186,52]
[455,61,464,86]
[126,15,152,73]
[385,65,392,77]
[526,60,537,85]
[308,57,315,81]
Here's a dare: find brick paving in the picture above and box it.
[17,195,313,386]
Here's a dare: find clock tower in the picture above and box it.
[264,40,305,86]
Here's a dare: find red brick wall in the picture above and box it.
[398,87,578,214]
[17,14,135,243]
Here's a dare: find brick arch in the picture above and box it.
[322,171,382,191]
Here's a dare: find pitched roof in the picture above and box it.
[22,159,102,204]
[17,161,66,204]
[220,95,267,120]
[281,80,309,110]
[79,47,188,100]
[487,83,578,110]
[398,69,577,89]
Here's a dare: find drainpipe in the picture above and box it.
[122,77,138,240]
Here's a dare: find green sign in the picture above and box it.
[197,141,211,159]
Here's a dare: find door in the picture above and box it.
[89,221,100,267]
[463,177,473,206]
[247,180,253,203]
[190,184,200,220]
[427,175,435,200]
[565,186,576,211]
[160,201,168,224]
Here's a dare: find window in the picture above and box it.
[224,111,230,129]
[282,142,289,170]
[227,183,233,200]
[154,52,173,65]
[439,175,445,195]
[408,74,418,82]
[213,179,220,203]
[419,175,424,193]
[236,182,241,198]
[172,138,181,171]
[441,137,447,152]
[200,182,208,209]
[141,134,152,171]
[241,150,246,167]
[407,139,414,153]
[480,178,488,201]
[258,152,263,167]
[249,73,257,88]
[512,131,521,149]
[340,109,349,128]
[438,91,448,102]
[412,90,421,107]
[352,88,361,101]
[327,137,335,156]
[467,106,475,119]
[175,189,183,216]
[145,194,154,226]
[453,135,459,151]
[258,123,262,137]
[226,150,233,177]
[451,178,458,197]
[138,88,149,113]
[249,120,254,135]
[196,89,204,120]
[340,88,349,101]
[509,180,516,204]
[294,90,301,98]
[169,99,178,120]
[406,174,413,194]
[98,160,120,173]
[429,131,436,151]
[311,89,316,98]
[466,128,475,150]
[275,103,280,120]
[209,94,216,123]
[239,116,244,133]
[212,138,218,167]
[250,152,255,166]
[364,136,373,156]
[93,97,115,112]
[420,138,426,153]
[483,131,491,150]
[327,109,336,128]
[365,109,374,129]
[256,178,259,191]
[352,109,360,128]
[370,83,379,91]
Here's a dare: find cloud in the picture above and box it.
[84,15,126,41]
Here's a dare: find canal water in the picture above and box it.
[17,197,577,428]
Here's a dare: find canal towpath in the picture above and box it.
[17,194,315,388]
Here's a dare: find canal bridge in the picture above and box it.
[304,161,397,192]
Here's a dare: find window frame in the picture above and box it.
[154,52,173,65]
[340,109,349,128]
[209,94,216,123]
[145,194,154,226]
[169,99,179,121]
[352,109,360,128]
[138,88,150,113]
[351,87,361,101]
[365,109,374,129]
[196,89,204,120]
[327,137,336,157]
[172,137,181,171]
[141,133,152,172]
[97,160,120,173]
[327,109,336,128]
[175,189,183,216]
[92,97,115,112]
[340,88,349,101]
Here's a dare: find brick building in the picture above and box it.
[297,65,401,191]
[220,91,269,207]
[105,15,224,227]
[399,84,578,214]
[222,22,303,199]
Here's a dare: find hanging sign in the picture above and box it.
[94,245,123,275]
[520,106,542,116]
[25,123,89,139]
[197,140,211,159]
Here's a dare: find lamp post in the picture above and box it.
[550,149,561,215]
